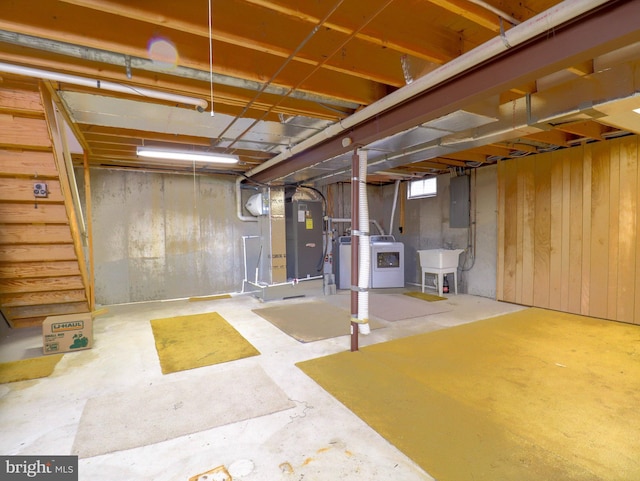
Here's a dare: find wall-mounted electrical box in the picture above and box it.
[450,175,469,228]
[34,182,48,198]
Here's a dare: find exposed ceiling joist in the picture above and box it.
[250,0,640,184]
[0,0,638,185]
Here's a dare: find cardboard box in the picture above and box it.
[42,312,93,355]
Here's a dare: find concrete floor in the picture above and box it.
[0,288,525,481]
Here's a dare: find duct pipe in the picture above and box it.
[245,0,610,179]
[0,62,209,110]
[236,176,258,222]
[389,180,401,235]
[357,148,370,335]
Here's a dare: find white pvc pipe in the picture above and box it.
[330,217,385,235]
[467,0,521,25]
[357,148,370,335]
[389,179,400,235]
[0,62,209,110]
[246,0,608,178]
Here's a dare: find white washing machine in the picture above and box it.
[370,235,405,288]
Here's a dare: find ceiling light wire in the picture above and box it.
[208,0,215,116]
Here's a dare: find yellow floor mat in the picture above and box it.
[0,354,64,384]
[297,307,640,480]
[150,312,259,374]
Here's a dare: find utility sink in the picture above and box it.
[417,249,465,296]
[418,249,464,270]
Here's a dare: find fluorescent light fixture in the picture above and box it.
[136,147,238,164]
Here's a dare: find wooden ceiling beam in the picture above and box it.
[52,0,408,87]
[252,0,640,185]
[552,120,606,140]
[430,157,467,167]
[438,151,487,163]
[0,49,354,121]
[79,125,212,145]
[1,2,390,107]
[500,142,539,153]
[241,0,453,64]
[566,60,594,77]
[509,81,538,96]
[398,161,453,171]
[425,0,508,33]
[523,129,572,147]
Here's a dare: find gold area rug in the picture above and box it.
[252,301,385,343]
[0,354,64,384]
[297,308,640,481]
[403,291,447,302]
[150,312,259,374]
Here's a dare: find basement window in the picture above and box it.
[408,177,437,199]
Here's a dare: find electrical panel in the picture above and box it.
[450,175,470,228]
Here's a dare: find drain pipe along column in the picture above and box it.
[350,147,371,352]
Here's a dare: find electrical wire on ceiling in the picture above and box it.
[213,0,347,149]
[208,0,215,116]
[219,0,394,155]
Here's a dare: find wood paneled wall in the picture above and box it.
[497,135,639,324]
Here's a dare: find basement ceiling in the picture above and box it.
[0,0,639,185]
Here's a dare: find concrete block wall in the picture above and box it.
[76,169,258,305]
[378,166,498,298]
[76,165,499,305]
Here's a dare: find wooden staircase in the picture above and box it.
[0,77,91,328]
